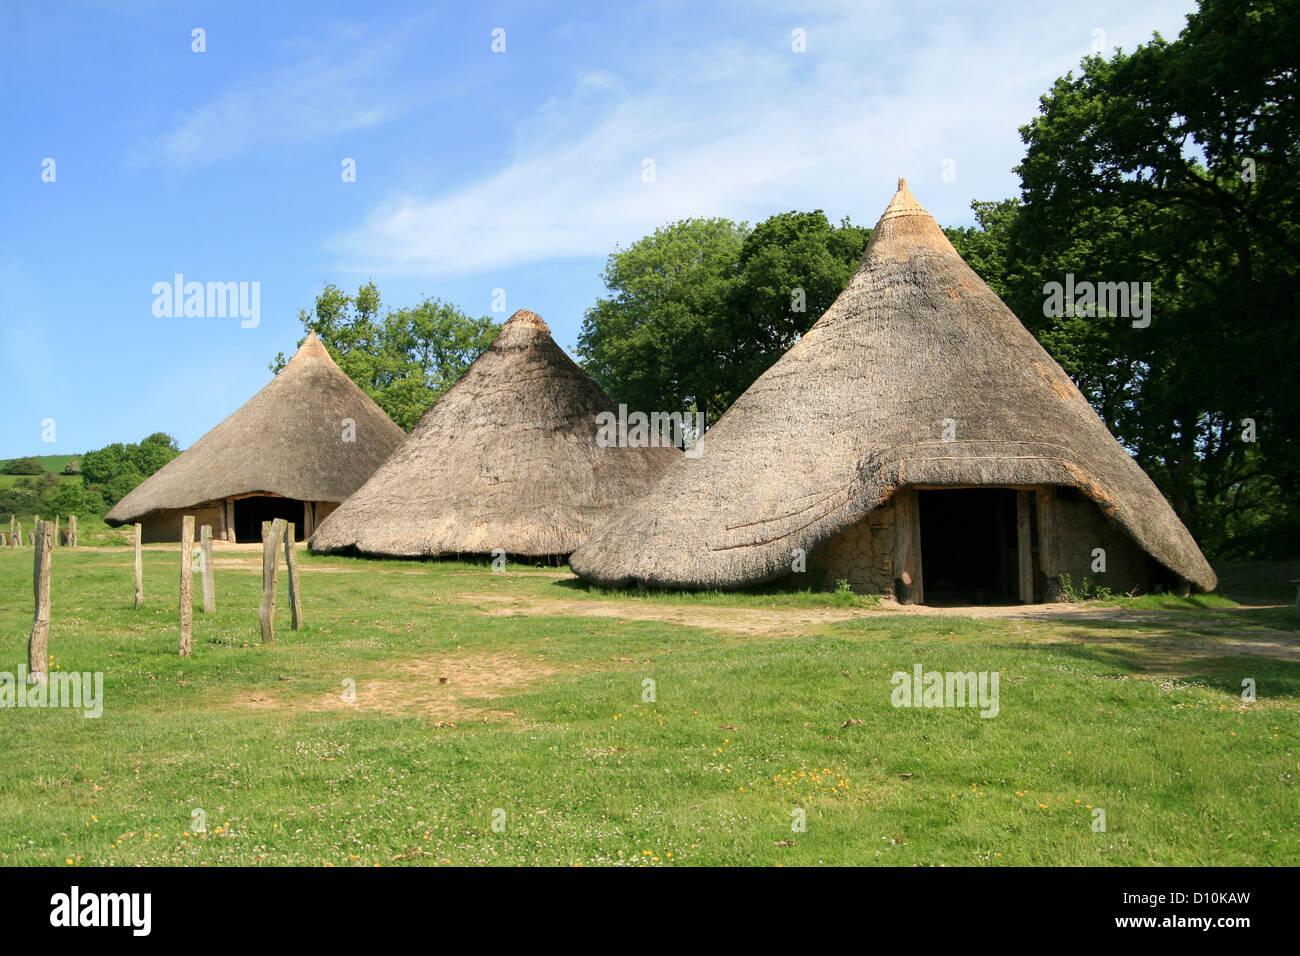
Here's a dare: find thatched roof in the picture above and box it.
[106,332,404,524]
[570,180,1217,592]
[309,309,679,558]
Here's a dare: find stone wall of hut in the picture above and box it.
[797,499,898,595]
[1048,490,1152,596]
[139,504,224,543]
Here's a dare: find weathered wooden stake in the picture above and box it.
[133,523,144,608]
[14,519,22,548]
[258,518,286,644]
[68,514,77,547]
[28,520,52,684]
[52,514,59,547]
[179,516,194,657]
[200,524,215,614]
[283,522,302,630]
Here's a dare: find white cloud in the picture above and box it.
[145,17,451,169]
[333,0,1198,278]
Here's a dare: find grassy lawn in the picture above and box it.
[0,545,1296,867]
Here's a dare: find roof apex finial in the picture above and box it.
[898,177,907,190]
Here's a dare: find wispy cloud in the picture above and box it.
[141,17,444,169]
[333,0,1195,278]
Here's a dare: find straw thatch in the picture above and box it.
[309,309,679,558]
[106,331,404,528]
[570,180,1217,593]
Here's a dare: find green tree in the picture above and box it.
[723,211,871,406]
[577,218,748,427]
[2,456,44,475]
[981,0,1299,557]
[577,212,869,424]
[272,283,497,430]
[80,434,180,508]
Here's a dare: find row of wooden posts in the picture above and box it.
[26,516,301,682]
[5,514,76,548]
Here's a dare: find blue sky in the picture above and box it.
[0,0,1198,457]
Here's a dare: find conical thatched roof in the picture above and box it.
[570,180,1216,592]
[309,309,679,558]
[106,332,404,524]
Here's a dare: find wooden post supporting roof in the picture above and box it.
[1036,487,1063,602]
[1017,490,1034,604]
[892,488,923,605]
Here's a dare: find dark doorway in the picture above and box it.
[233,496,305,543]
[918,489,1020,605]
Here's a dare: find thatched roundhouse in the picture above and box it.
[570,181,1216,603]
[309,309,679,559]
[106,332,404,543]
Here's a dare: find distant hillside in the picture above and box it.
[0,455,81,489]
[0,454,78,474]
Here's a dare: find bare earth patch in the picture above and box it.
[463,592,1163,635]
[462,592,1299,664]
[232,651,557,722]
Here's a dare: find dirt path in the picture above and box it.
[462,592,1234,633]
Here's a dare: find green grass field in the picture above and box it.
[1,545,1296,867]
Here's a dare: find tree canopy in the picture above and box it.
[988,0,1299,557]
[271,282,498,431]
[576,211,870,426]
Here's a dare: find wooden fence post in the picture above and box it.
[258,518,286,644]
[14,519,22,549]
[52,514,59,548]
[133,523,144,608]
[200,524,215,614]
[68,514,77,548]
[28,520,52,684]
[179,516,194,657]
[283,522,302,630]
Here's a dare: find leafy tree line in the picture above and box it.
[1,434,180,521]
[574,0,1296,559]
